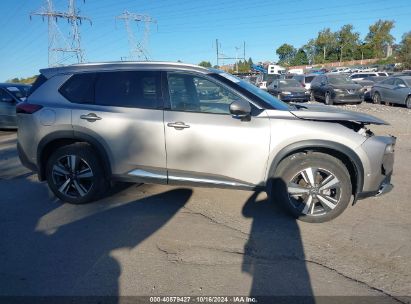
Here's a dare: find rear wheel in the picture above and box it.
[271,152,352,223]
[406,96,411,109]
[46,143,109,204]
[325,92,333,105]
[373,92,381,104]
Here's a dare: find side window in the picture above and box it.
[382,78,395,85]
[59,73,96,104]
[0,89,11,102]
[394,79,406,87]
[95,71,162,109]
[167,73,243,114]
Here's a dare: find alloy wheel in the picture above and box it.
[51,154,94,198]
[287,167,341,216]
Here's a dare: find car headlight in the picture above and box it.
[282,91,291,95]
[334,89,344,93]
[305,91,310,95]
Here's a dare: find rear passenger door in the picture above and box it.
[68,71,167,181]
[392,78,409,104]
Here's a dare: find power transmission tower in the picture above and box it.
[31,0,91,67]
[116,11,156,61]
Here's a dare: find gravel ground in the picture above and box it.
[0,102,410,302]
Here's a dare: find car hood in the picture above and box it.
[330,83,362,90]
[288,103,388,125]
[280,86,306,93]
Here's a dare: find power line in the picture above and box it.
[30,0,92,67]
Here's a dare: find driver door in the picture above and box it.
[164,72,270,187]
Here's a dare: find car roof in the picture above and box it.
[40,61,211,78]
[0,83,31,88]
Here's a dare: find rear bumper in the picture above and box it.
[17,142,37,173]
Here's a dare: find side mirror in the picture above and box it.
[229,99,251,121]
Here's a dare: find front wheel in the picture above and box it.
[406,96,411,109]
[325,92,333,105]
[271,152,352,223]
[373,92,381,104]
[46,143,109,204]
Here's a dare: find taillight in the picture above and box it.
[16,103,43,114]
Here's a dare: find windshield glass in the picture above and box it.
[278,79,302,88]
[217,72,290,110]
[328,76,355,85]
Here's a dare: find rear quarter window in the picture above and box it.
[59,73,96,104]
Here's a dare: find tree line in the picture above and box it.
[275,19,411,68]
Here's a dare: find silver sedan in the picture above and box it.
[371,76,411,108]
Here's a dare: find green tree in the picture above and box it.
[315,28,337,62]
[291,49,309,66]
[398,32,411,69]
[198,61,212,68]
[336,24,360,62]
[302,39,316,64]
[276,43,296,66]
[365,19,395,58]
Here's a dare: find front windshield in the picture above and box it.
[278,79,302,88]
[328,76,355,85]
[217,72,290,110]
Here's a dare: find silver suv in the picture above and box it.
[17,62,396,222]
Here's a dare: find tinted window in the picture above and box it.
[305,76,315,83]
[0,89,13,102]
[278,79,301,88]
[328,76,354,85]
[382,78,395,85]
[95,71,161,109]
[167,73,242,114]
[60,73,96,104]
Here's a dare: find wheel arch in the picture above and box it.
[267,140,364,196]
[37,130,112,181]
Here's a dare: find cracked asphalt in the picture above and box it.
[0,102,410,302]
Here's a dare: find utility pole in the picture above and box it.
[31,0,91,67]
[215,39,246,72]
[116,11,156,61]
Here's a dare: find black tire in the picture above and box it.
[406,96,411,109]
[373,92,381,104]
[325,91,333,105]
[46,143,109,204]
[271,152,352,223]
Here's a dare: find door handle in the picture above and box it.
[80,113,102,122]
[167,122,190,130]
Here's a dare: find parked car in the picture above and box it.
[0,83,31,128]
[17,62,395,223]
[292,74,317,90]
[353,76,387,101]
[267,79,310,102]
[310,74,363,105]
[371,76,411,108]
